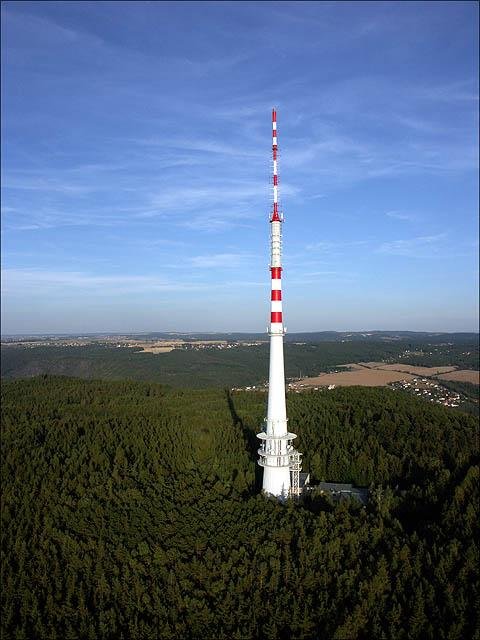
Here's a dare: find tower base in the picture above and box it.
[261,465,291,500]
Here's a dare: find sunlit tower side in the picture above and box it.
[257,108,303,500]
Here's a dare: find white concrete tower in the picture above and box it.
[257,109,302,500]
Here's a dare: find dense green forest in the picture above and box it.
[439,380,479,416]
[2,338,478,387]
[440,379,479,401]
[2,377,479,639]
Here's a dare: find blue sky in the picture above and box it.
[1,1,478,334]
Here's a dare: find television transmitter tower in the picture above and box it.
[257,109,303,500]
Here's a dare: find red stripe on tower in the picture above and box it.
[271,312,282,323]
[271,267,282,279]
[272,204,280,222]
[271,290,282,301]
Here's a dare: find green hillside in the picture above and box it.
[2,339,478,387]
[1,377,478,639]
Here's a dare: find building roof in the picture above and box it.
[317,482,354,491]
[313,482,369,505]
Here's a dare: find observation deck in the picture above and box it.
[257,431,298,468]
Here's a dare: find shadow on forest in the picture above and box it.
[225,390,263,491]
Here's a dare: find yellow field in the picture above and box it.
[295,362,479,388]
[436,370,480,385]
[374,364,458,376]
[294,369,415,388]
[135,346,175,354]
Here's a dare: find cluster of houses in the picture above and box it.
[182,341,264,351]
[389,378,462,408]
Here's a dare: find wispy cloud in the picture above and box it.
[1,269,194,295]
[180,212,257,232]
[130,135,264,160]
[377,233,447,257]
[413,81,479,104]
[2,175,94,195]
[283,123,478,184]
[189,253,254,269]
[305,240,369,253]
[385,210,417,221]
[146,183,268,214]
[1,204,138,231]
[1,268,266,298]
[287,270,359,286]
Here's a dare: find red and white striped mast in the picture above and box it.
[257,108,302,499]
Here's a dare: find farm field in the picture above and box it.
[295,362,479,388]
[134,345,176,353]
[436,369,480,385]
[293,368,416,388]
[364,363,458,376]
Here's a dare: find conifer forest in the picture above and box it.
[1,376,479,639]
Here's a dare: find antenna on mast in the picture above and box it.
[271,108,281,223]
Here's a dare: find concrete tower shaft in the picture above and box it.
[257,109,301,500]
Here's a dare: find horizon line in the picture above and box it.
[2,329,479,338]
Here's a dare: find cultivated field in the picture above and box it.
[293,369,416,388]
[132,340,227,353]
[135,346,176,354]
[296,362,479,388]
[371,364,458,376]
[436,369,480,385]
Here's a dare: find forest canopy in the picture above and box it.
[1,376,479,639]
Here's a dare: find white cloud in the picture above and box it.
[3,176,93,195]
[1,269,198,295]
[1,267,266,297]
[189,253,254,268]
[305,240,368,253]
[385,210,417,221]
[130,135,264,160]
[377,234,447,257]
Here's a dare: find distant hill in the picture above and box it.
[1,336,478,388]
[2,330,479,344]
